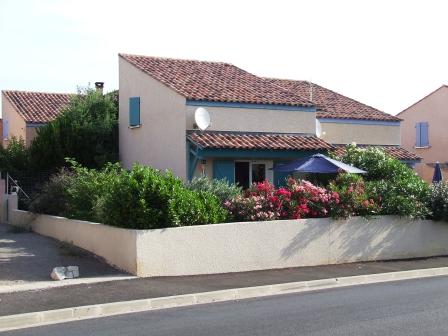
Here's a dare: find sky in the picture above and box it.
[0,0,447,115]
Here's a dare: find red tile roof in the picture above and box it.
[187,131,333,151]
[332,145,420,161]
[119,54,313,107]
[264,79,401,122]
[3,90,72,123]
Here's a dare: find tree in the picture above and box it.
[29,87,118,171]
[0,137,29,177]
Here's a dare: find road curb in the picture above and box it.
[1,266,448,332]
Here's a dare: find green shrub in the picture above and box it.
[0,137,30,177]
[187,177,242,204]
[332,145,430,218]
[428,182,448,221]
[63,160,121,222]
[28,168,73,216]
[96,165,228,229]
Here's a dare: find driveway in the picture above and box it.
[0,224,131,292]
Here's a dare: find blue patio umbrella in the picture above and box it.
[432,162,443,183]
[273,154,367,174]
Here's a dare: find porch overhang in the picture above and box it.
[187,130,333,180]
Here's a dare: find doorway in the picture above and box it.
[235,162,250,189]
[234,161,272,188]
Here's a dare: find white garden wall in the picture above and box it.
[6,194,448,277]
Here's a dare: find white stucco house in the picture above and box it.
[118,53,419,187]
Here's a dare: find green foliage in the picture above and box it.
[187,177,242,204]
[328,173,380,219]
[30,161,228,229]
[332,145,430,218]
[28,168,73,216]
[97,165,228,229]
[428,182,448,221]
[28,87,118,171]
[63,160,122,221]
[0,137,30,177]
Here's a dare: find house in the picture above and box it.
[118,53,419,187]
[1,90,72,147]
[398,85,448,182]
[264,79,419,164]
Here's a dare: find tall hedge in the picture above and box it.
[28,88,118,171]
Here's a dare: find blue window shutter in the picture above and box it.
[3,120,9,139]
[421,122,429,146]
[213,160,235,182]
[129,97,140,126]
[415,122,422,147]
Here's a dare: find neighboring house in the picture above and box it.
[264,79,417,161]
[1,90,72,147]
[118,53,419,187]
[398,85,448,182]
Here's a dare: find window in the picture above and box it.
[415,122,429,147]
[2,120,8,140]
[251,163,266,183]
[129,97,141,127]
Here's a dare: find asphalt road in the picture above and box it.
[4,276,448,336]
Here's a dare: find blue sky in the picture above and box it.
[1,0,447,114]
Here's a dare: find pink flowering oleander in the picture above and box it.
[224,178,344,222]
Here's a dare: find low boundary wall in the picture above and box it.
[6,194,448,277]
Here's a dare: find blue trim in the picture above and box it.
[26,122,46,128]
[318,118,400,126]
[197,148,324,159]
[188,143,200,181]
[186,100,316,112]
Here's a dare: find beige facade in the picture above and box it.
[119,57,317,182]
[1,93,44,147]
[119,57,188,179]
[2,94,27,146]
[319,120,401,145]
[186,105,315,134]
[398,86,448,182]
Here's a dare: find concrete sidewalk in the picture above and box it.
[2,256,448,317]
[0,224,130,291]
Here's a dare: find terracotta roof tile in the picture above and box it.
[3,90,72,123]
[119,54,313,107]
[264,78,401,122]
[187,131,333,151]
[332,144,421,161]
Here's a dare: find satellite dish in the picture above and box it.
[194,107,211,131]
[316,119,323,138]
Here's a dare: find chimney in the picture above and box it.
[95,82,104,94]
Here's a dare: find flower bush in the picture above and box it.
[224,181,288,221]
[284,178,339,219]
[328,173,380,219]
[224,179,344,221]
